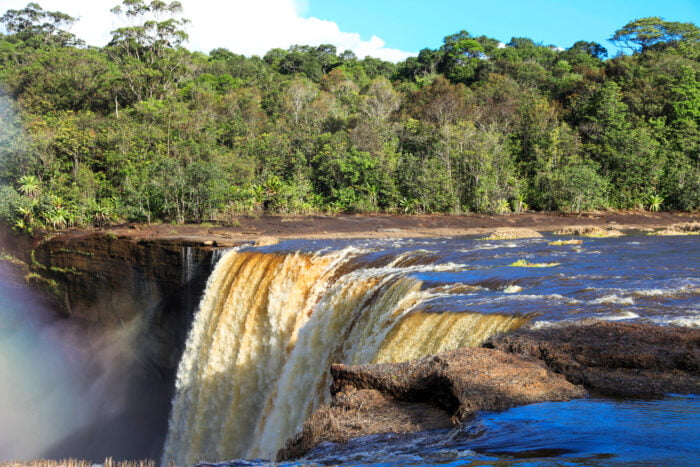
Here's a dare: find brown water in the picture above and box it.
[164,233,699,465]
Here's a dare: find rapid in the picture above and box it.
[161,232,699,465]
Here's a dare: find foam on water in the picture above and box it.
[162,246,527,464]
[590,294,635,305]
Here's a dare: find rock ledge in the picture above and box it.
[280,322,700,460]
[278,347,583,460]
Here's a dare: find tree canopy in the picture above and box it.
[0,6,699,232]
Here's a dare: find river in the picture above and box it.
[1,232,698,465]
[164,232,699,465]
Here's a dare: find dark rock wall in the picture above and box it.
[33,234,214,368]
[11,230,219,461]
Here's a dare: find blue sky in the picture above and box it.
[305,0,700,57]
[0,0,699,60]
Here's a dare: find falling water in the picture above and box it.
[182,246,195,284]
[162,247,526,465]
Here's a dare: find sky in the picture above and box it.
[0,0,699,61]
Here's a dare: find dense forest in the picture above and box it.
[0,1,698,231]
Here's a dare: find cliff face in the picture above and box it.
[2,229,233,461]
[30,232,223,369]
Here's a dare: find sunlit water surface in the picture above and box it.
[300,395,700,466]
[210,233,699,466]
[260,232,700,327]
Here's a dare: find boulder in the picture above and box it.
[278,347,584,460]
[486,321,700,398]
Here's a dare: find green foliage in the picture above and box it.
[440,30,484,83]
[647,193,664,212]
[0,2,82,47]
[0,185,25,221]
[536,160,610,213]
[611,17,700,54]
[0,4,699,229]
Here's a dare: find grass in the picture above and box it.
[30,250,47,271]
[554,226,623,237]
[649,230,700,236]
[24,272,60,293]
[648,222,700,236]
[480,228,543,240]
[0,251,26,266]
[49,266,81,275]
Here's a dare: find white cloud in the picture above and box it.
[0,0,414,62]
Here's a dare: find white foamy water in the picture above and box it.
[162,247,526,465]
[591,294,635,305]
[160,233,700,464]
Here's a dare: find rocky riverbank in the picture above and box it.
[48,211,700,245]
[279,322,700,461]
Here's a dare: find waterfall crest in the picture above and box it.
[162,247,527,465]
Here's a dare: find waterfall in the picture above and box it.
[162,247,527,465]
[181,246,195,284]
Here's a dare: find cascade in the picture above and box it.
[162,246,527,465]
[181,246,195,284]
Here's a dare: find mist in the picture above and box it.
[0,261,173,461]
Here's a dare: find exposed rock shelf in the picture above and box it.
[279,322,700,461]
[487,321,700,398]
[279,346,584,460]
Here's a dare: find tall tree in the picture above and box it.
[439,30,484,83]
[0,2,82,47]
[611,17,700,54]
[108,0,191,103]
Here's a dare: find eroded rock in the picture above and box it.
[482,228,543,240]
[486,322,700,397]
[278,347,583,460]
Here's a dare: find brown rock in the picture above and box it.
[486,321,700,398]
[278,389,451,461]
[278,347,583,460]
[553,225,624,237]
[481,228,543,240]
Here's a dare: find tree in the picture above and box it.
[540,159,609,212]
[450,122,519,213]
[108,0,191,102]
[669,66,700,122]
[568,41,608,60]
[109,0,189,59]
[397,48,443,83]
[576,81,666,207]
[0,2,82,47]
[361,77,400,121]
[611,17,700,54]
[284,77,319,127]
[440,30,485,83]
[408,76,469,127]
